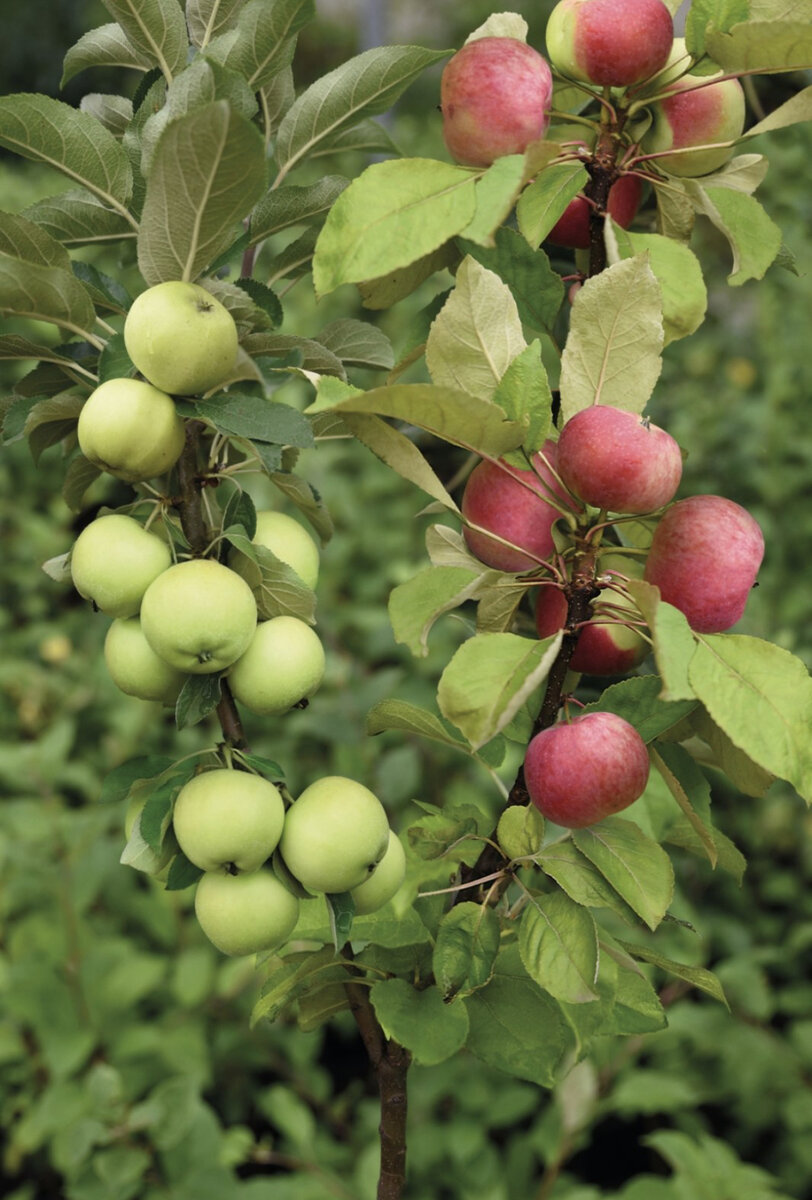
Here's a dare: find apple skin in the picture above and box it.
[462,440,576,573]
[557,406,682,514]
[642,73,746,177]
[124,281,239,396]
[194,869,300,957]
[643,495,764,632]
[525,711,650,827]
[140,559,257,674]
[350,831,407,915]
[441,37,553,167]
[77,378,186,483]
[546,0,673,87]
[172,769,285,873]
[228,511,320,591]
[104,617,186,703]
[71,514,172,618]
[547,175,642,249]
[535,554,649,675]
[279,776,390,895]
[228,616,326,717]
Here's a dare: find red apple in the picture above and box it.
[547,175,643,250]
[441,37,554,167]
[643,495,764,632]
[525,711,650,827]
[461,441,575,572]
[546,0,673,87]
[557,405,682,514]
[642,73,746,177]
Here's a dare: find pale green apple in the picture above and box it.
[194,869,299,956]
[71,514,172,618]
[280,776,390,894]
[228,511,320,591]
[172,768,285,872]
[77,378,186,483]
[104,617,186,703]
[140,559,257,674]
[124,281,239,396]
[350,830,406,915]
[228,616,325,716]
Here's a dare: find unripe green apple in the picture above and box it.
[71,514,172,618]
[350,830,407,915]
[642,72,746,176]
[104,617,186,703]
[172,769,285,872]
[228,616,326,716]
[546,0,673,87]
[140,559,257,673]
[124,281,239,396]
[194,869,300,956]
[280,776,390,894]
[77,378,186,483]
[228,511,320,591]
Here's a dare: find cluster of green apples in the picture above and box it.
[173,770,406,956]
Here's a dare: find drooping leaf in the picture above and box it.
[519,892,599,1003]
[618,941,728,1006]
[0,253,98,342]
[24,190,136,248]
[250,176,348,243]
[316,318,394,370]
[493,340,553,464]
[625,581,696,702]
[62,22,153,87]
[584,675,697,742]
[685,185,782,285]
[607,224,707,344]
[537,841,638,924]
[573,817,675,930]
[516,162,589,247]
[371,979,469,1065]
[459,226,565,332]
[389,567,486,657]
[175,675,223,730]
[460,154,527,247]
[433,903,500,1000]
[649,741,716,867]
[705,19,812,71]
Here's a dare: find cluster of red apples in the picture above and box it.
[440,0,748,245]
[68,281,406,956]
[461,404,764,830]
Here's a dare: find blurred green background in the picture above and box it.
[1,2,811,1198]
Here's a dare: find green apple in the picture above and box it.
[104,617,186,703]
[194,869,300,956]
[350,830,406,915]
[124,281,239,396]
[228,616,325,716]
[77,378,186,483]
[140,559,257,674]
[279,776,390,894]
[71,514,172,618]
[228,511,320,591]
[172,768,285,872]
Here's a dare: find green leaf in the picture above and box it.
[359,242,459,310]
[607,224,707,344]
[62,455,102,511]
[100,0,190,82]
[493,340,553,464]
[685,0,749,56]
[62,22,153,86]
[705,19,812,71]
[226,533,316,623]
[24,391,86,464]
[234,750,285,779]
[559,254,664,423]
[137,102,267,285]
[251,946,347,1026]
[496,804,545,860]
[406,802,486,864]
[389,566,486,656]
[367,699,469,748]
[270,469,333,543]
[437,631,562,750]
[139,781,176,850]
[164,852,204,891]
[337,412,459,512]
[193,393,314,447]
[24,190,136,248]
[460,155,527,247]
[0,209,72,270]
[688,634,812,803]
[250,176,348,243]
[433,903,500,1000]
[685,185,782,285]
[626,581,696,702]
[275,45,448,178]
[313,157,476,295]
[617,941,728,1006]
[72,260,131,313]
[99,756,174,804]
[584,675,697,742]
[370,979,469,1065]
[689,706,774,797]
[519,892,599,1003]
[80,93,134,139]
[426,257,526,401]
[0,253,98,342]
[207,0,315,90]
[516,162,589,247]
[459,227,565,332]
[537,841,637,924]
[573,817,675,931]
[174,675,222,730]
[316,318,394,370]
[0,335,86,372]
[745,85,812,137]
[650,741,716,867]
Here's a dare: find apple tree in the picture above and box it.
[0,0,811,1196]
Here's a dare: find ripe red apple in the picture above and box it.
[525,711,650,827]
[643,494,764,632]
[461,441,575,573]
[534,554,649,675]
[642,73,746,177]
[546,0,673,87]
[441,37,553,167]
[547,175,643,250]
[557,406,682,514]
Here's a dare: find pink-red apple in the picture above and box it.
[643,494,764,632]
[557,405,682,514]
[525,711,650,827]
[546,0,673,87]
[461,441,575,572]
[441,37,553,167]
[547,175,642,249]
[642,73,746,177]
